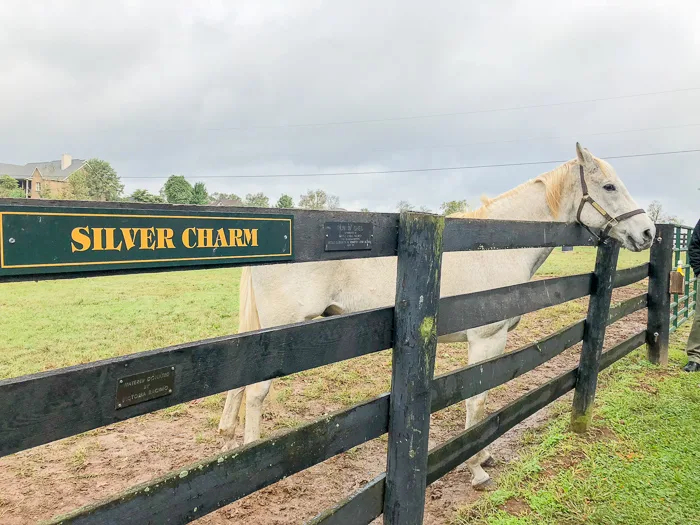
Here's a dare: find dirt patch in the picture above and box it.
[0,287,650,525]
[501,498,530,516]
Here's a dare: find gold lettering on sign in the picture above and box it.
[156,228,175,249]
[69,226,261,252]
[121,228,138,250]
[139,227,156,250]
[104,228,123,251]
[182,227,196,249]
[71,226,91,252]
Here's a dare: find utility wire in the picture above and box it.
[168,87,700,131]
[222,121,700,160]
[120,148,700,179]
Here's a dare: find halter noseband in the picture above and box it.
[576,165,645,239]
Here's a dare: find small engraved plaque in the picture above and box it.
[116,366,175,409]
[325,222,373,251]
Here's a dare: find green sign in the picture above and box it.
[0,205,293,277]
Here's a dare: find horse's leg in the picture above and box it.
[243,379,273,444]
[219,387,245,450]
[464,322,509,490]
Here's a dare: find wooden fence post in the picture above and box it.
[571,238,620,433]
[384,212,444,525]
[647,223,674,365]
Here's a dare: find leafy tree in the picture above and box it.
[360,207,370,212]
[210,192,244,206]
[191,182,209,205]
[440,200,469,215]
[67,159,123,201]
[0,175,25,198]
[161,175,194,204]
[396,200,414,212]
[130,189,165,203]
[646,200,679,224]
[299,189,340,210]
[245,192,270,208]
[276,194,294,208]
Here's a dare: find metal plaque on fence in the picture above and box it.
[0,205,293,277]
[324,222,373,251]
[116,366,176,409]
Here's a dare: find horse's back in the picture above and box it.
[248,249,538,328]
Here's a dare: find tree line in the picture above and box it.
[0,162,684,221]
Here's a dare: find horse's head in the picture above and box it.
[574,143,655,252]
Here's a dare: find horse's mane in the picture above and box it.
[449,159,577,220]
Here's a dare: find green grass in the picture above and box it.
[454,327,700,525]
[0,267,242,379]
[536,247,649,277]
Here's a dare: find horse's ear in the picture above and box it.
[576,142,594,167]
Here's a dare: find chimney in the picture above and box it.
[61,154,72,170]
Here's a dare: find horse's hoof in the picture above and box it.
[481,455,497,468]
[472,478,496,492]
[220,440,238,452]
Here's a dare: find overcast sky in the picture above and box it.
[1,1,699,221]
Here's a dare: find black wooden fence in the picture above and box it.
[0,199,671,524]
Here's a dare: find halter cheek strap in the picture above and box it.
[576,165,645,238]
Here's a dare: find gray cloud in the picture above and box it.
[1,1,699,222]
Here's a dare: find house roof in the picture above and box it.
[0,159,87,181]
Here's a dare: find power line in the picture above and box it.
[223,121,700,160]
[174,87,700,131]
[121,148,700,179]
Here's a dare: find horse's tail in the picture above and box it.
[237,267,261,423]
[239,266,261,334]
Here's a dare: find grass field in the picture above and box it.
[454,326,699,525]
[0,247,649,380]
[0,268,242,379]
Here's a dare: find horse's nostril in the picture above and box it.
[643,229,653,241]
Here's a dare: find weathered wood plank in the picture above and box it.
[439,263,646,338]
[0,200,400,282]
[432,292,647,413]
[609,293,647,324]
[384,212,444,525]
[600,331,647,369]
[431,321,584,413]
[427,369,577,484]
[0,199,611,283]
[647,224,674,365]
[438,273,593,336]
[443,219,599,251]
[613,263,649,288]
[571,239,620,433]
[0,308,394,458]
[310,330,647,525]
[49,395,390,525]
[307,474,386,525]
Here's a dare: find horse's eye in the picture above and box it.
[603,184,616,192]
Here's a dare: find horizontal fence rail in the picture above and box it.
[0,264,648,458]
[309,329,648,525]
[0,199,607,283]
[0,308,394,458]
[49,293,649,525]
[442,219,600,252]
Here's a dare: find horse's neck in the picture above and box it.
[473,176,576,278]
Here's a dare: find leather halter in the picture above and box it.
[576,165,645,239]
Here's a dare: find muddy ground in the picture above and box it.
[0,287,648,525]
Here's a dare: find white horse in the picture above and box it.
[217,143,654,489]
